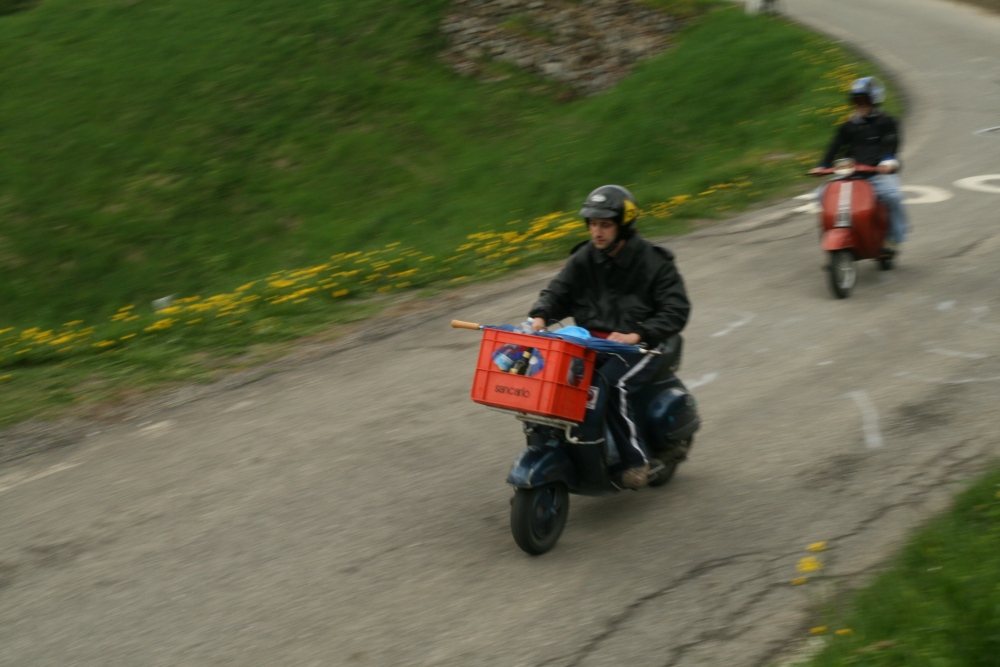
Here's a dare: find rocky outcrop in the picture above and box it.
[440,0,680,96]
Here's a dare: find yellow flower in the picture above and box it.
[332,289,349,298]
[93,340,117,348]
[835,628,852,636]
[807,542,828,553]
[791,577,809,586]
[810,626,827,635]
[144,318,175,332]
[797,556,822,573]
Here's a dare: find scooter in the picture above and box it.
[810,159,894,298]
[452,320,701,555]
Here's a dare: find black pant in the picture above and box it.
[597,351,665,469]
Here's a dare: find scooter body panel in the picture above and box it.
[819,177,889,259]
[513,368,701,497]
[507,445,578,490]
[821,227,855,252]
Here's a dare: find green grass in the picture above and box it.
[803,467,1000,666]
[0,0,877,425]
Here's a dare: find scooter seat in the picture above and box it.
[652,334,683,379]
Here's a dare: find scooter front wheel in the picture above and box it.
[510,484,569,555]
[827,249,856,298]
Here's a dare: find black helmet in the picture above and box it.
[848,76,885,106]
[579,185,639,240]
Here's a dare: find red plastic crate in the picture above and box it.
[470,328,597,423]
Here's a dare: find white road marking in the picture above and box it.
[139,420,173,436]
[796,184,953,212]
[687,372,719,390]
[900,185,952,204]
[0,462,81,495]
[848,391,884,449]
[818,360,833,366]
[711,313,755,338]
[954,174,1000,194]
[792,192,820,214]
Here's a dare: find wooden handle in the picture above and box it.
[450,320,482,330]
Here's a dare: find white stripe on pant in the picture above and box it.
[616,353,654,465]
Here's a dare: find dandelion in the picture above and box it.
[807,542,828,553]
[810,626,828,635]
[791,577,809,586]
[797,556,823,573]
[835,628,852,636]
[93,340,117,348]
[144,318,175,332]
[332,289,349,298]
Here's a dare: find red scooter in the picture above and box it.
[810,159,894,298]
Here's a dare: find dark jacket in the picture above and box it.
[819,110,901,169]
[528,234,690,348]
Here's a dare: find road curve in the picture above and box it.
[2,1,1000,665]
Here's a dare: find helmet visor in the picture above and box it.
[580,205,618,219]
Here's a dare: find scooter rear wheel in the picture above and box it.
[827,249,856,298]
[510,484,569,555]
[648,436,693,487]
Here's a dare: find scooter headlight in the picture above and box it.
[833,158,856,177]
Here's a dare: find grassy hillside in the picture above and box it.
[0,0,874,424]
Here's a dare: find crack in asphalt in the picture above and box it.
[943,236,989,258]
[759,435,991,666]
[823,436,986,548]
[661,576,789,667]
[554,433,991,667]
[557,552,765,667]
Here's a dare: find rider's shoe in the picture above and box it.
[879,240,899,258]
[620,463,651,489]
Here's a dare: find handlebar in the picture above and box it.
[450,319,660,355]
[807,164,880,176]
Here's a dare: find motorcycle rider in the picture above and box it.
[528,185,690,489]
[809,76,908,255]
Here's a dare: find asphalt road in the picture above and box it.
[2,1,1000,665]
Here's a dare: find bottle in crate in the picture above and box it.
[509,348,533,375]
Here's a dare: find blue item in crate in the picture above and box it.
[492,344,522,372]
[492,343,546,377]
[486,324,642,356]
